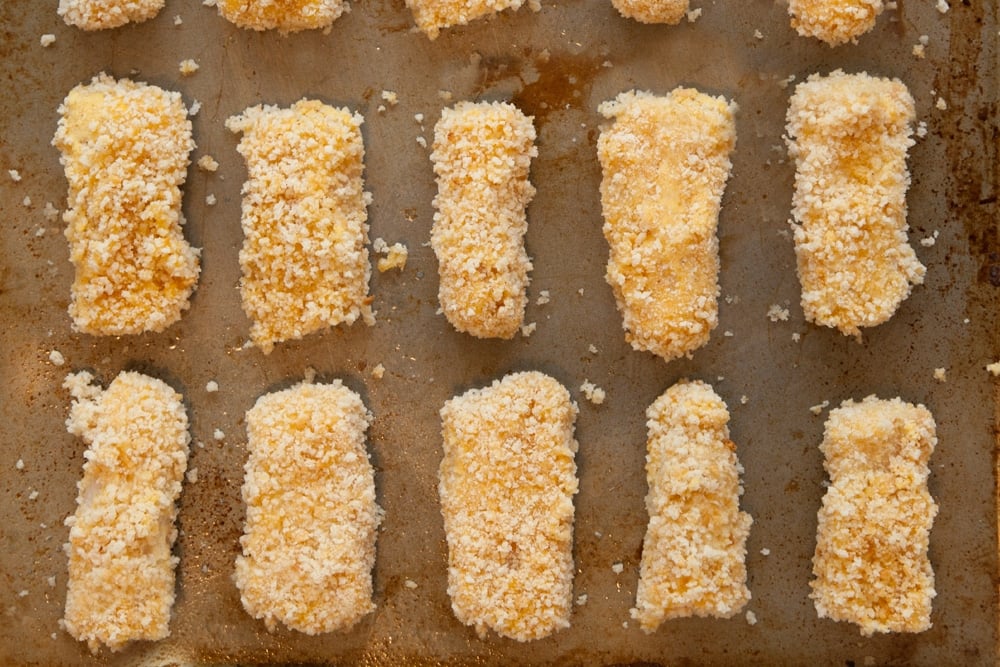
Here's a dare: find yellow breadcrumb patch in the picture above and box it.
[53,74,200,335]
[178,59,199,76]
[631,380,752,631]
[439,371,579,641]
[811,396,938,636]
[431,102,536,339]
[62,371,190,653]
[407,0,526,39]
[598,89,736,362]
[786,71,924,337]
[611,0,687,24]
[227,100,374,354]
[58,0,165,30]
[788,0,883,45]
[235,380,381,634]
[373,238,408,272]
[217,0,347,32]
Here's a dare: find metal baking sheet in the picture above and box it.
[1,0,996,663]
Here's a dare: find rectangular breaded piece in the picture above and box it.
[439,371,578,641]
[788,0,883,46]
[53,73,200,335]
[407,0,527,39]
[430,102,536,339]
[58,0,164,30]
[811,396,938,636]
[632,380,752,631]
[598,89,736,363]
[787,71,924,337]
[611,0,687,24]
[235,380,381,634]
[62,371,190,653]
[217,0,347,33]
[227,101,374,354]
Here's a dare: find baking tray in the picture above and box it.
[0,0,997,664]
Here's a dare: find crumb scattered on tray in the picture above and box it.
[987,361,1000,376]
[611,562,624,574]
[205,380,219,393]
[521,322,537,337]
[197,155,219,172]
[767,304,789,322]
[933,368,947,382]
[40,34,56,47]
[213,428,225,441]
[8,169,21,182]
[746,610,758,625]
[179,59,200,76]
[371,363,385,379]
[580,380,606,405]
[810,400,830,415]
[49,350,65,366]
[536,290,550,305]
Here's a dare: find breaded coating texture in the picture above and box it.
[217,0,347,33]
[62,371,190,653]
[632,380,752,631]
[598,89,736,362]
[811,396,938,636]
[430,102,536,339]
[407,0,526,39]
[789,0,883,46]
[786,71,924,337]
[53,74,200,335]
[439,371,579,641]
[611,0,687,24]
[58,0,164,30]
[227,101,374,354]
[235,380,381,634]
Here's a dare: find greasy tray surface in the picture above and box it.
[1,0,997,664]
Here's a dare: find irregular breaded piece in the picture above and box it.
[62,371,190,652]
[611,0,687,24]
[227,101,374,354]
[407,0,527,39]
[217,0,347,33]
[439,371,579,641]
[430,102,536,339]
[53,73,200,335]
[811,396,938,636]
[788,0,883,46]
[631,380,752,631]
[597,89,736,362]
[786,71,924,337]
[58,0,164,30]
[235,380,381,634]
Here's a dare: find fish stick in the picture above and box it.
[227,100,374,354]
[631,380,752,631]
[786,71,924,337]
[597,89,736,363]
[611,0,687,25]
[53,73,200,336]
[217,0,347,33]
[58,0,164,30]
[62,371,190,652]
[430,102,536,339]
[439,371,579,641]
[811,396,938,635]
[235,380,381,634]
[407,0,528,40]
[788,0,883,46]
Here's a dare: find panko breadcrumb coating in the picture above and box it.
[598,89,736,363]
[811,396,938,636]
[235,380,381,634]
[217,0,347,33]
[227,100,374,354]
[430,102,536,339]
[439,371,579,641]
[407,0,527,39]
[58,0,164,30]
[786,71,924,337]
[789,0,883,46]
[53,74,200,336]
[611,0,687,24]
[62,371,190,652]
[632,380,752,631]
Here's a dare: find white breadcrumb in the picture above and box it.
[761,548,771,556]
[724,330,734,337]
[189,100,202,116]
[381,90,398,105]
[407,0,527,39]
[236,381,380,634]
[439,371,579,641]
[205,380,219,393]
[536,290,551,305]
[611,0,687,25]
[746,610,758,625]
[577,594,588,605]
[44,202,60,221]
[178,59,199,76]
[685,7,701,21]
[916,121,927,138]
[205,194,217,206]
[611,562,625,574]
[217,0,347,32]
[598,89,736,363]
[811,396,938,636]
[197,155,219,172]
[810,400,830,415]
[62,371,189,652]
[788,0,883,45]
[932,367,946,382]
[740,395,748,405]
[227,100,374,354]
[786,71,924,337]
[48,350,66,366]
[41,34,57,47]
[580,380,606,405]
[48,576,57,587]
[912,44,925,59]
[173,14,183,24]
[631,380,752,632]
[521,322,537,337]
[8,169,21,182]
[986,361,1000,376]
[404,579,418,589]
[767,304,790,322]
[376,242,408,272]
[371,363,386,379]
[754,28,764,38]
[431,102,536,339]
[792,332,801,342]
[59,0,165,30]
[213,428,225,441]
[588,344,599,354]
[936,0,948,12]
[416,136,428,149]
[935,97,947,111]
[15,459,24,470]
[54,74,200,336]
[186,467,198,483]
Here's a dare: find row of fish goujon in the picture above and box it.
[60,369,937,650]
[57,0,892,43]
[53,71,925,358]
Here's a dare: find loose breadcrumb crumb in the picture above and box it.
[189,100,202,116]
[577,594,588,605]
[611,562,624,574]
[186,468,198,483]
[15,459,24,470]
[416,136,428,148]
[205,381,219,393]
[611,0,687,24]
[178,59,199,76]
[59,0,165,30]
[788,0,883,45]
[43,202,60,221]
[932,368,946,382]
[912,44,925,59]
[740,395,748,404]
[936,0,948,12]
[197,155,219,172]
[213,429,225,441]
[173,14,183,24]
[588,344,599,354]
[536,290,551,305]
[371,363,385,379]
[754,29,764,39]
[407,0,528,39]
[746,610,758,625]
[49,350,66,366]
[41,34,57,47]
[23,196,32,207]
[685,7,702,21]
[376,242,408,272]
[404,579,418,589]
[761,548,771,556]
[521,322,537,337]
[205,194,217,206]
[987,362,1000,376]
[217,0,346,32]
[810,400,830,415]
[580,380,606,405]
[8,169,21,182]
[935,97,947,111]
[767,305,790,322]
[381,90,398,106]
